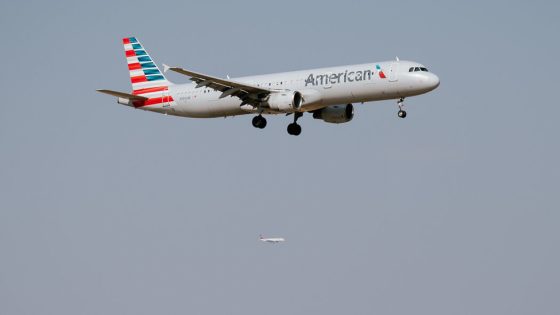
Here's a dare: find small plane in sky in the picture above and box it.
[98,37,440,135]
[260,235,285,244]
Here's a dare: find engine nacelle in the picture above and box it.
[313,104,354,124]
[298,89,323,110]
[267,91,303,111]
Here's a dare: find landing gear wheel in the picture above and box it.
[396,98,407,118]
[287,123,302,136]
[252,115,267,129]
[287,112,303,135]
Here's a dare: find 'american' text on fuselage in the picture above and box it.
[305,69,375,87]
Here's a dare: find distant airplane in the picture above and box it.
[260,235,285,244]
[98,37,440,135]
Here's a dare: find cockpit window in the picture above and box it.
[410,66,430,72]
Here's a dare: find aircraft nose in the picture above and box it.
[426,73,440,90]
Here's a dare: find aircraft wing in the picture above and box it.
[164,65,271,105]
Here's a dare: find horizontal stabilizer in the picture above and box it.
[96,89,148,101]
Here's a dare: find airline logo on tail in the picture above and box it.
[121,37,174,106]
[123,37,167,86]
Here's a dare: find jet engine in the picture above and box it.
[312,104,354,124]
[267,91,303,111]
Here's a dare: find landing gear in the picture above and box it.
[287,112,303,136]
[287,123,302,135]
[397,97,407,118]
[252,115,267,129]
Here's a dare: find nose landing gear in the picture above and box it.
[397,97,407,118]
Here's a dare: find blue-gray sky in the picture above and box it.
[1,1,559,314]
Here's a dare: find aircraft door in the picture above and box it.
[389,62,399,82]
[162,88,171,108]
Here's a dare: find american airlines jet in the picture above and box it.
[259,235,285,244]
[98,37,440,135]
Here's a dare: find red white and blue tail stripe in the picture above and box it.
[123,37,174,107]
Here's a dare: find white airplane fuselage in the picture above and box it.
[143,60,439,118]
[99,37,440,135]
[260,237,285,243]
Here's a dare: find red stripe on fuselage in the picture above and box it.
[132,86,168,95]
[131,75,147,83]
[133,96,174,108]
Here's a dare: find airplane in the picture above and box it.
[98,37,440,136]
[260,235,285,244]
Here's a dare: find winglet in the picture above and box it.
[163,64,171,73]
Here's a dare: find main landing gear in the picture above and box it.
[287,112,303,136]
[252,115,267,129]
[397,97,407,118]
[251,112,303,135]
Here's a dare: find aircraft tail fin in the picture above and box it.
[122,36,173,95]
